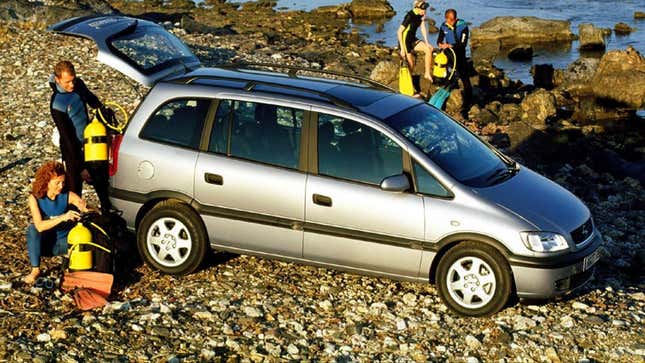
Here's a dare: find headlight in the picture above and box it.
[520,232,569,252]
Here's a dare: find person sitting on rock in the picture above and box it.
[24,161,89,284]
[437,8,472,107]
[398,0,434,94]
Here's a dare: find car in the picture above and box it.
[50,15,603,316]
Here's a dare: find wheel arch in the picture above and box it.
[134,191,195,229]
[428,233,514,284]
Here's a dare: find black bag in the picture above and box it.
[87,212,133,275]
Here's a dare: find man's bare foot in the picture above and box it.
[23,267,40,285]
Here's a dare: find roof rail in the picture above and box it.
[220,62,395,92]
[181,75,356,110]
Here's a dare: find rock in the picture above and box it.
[243,306,262,318]
[36,333,50,343]
[0,281,11,291]
[591,46,645,108]
[287,343,299,355]
[49,329,67,341]
[611,319,626,327]
[473,108,498,126]
[471,41,500,67]
[471,17,575,47]
[0,0,118,25]
[513,315,537,330]
[564,57,600,84]
[402,293,417,306]
[508,45,533,60]
[498,103,521,124]
[520,89,557,127]
[572,301,589,310]
[545,347,562,363]
[560,315,575,328]
[465,335,481,350]
[614,22,635,35]
[635,11,645,19]
[193,311,213,320]
[578,23,606,51]
[347,0,395,20]
[531,64,556,89]
[370,60,399,89]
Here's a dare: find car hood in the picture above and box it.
[473,166,589,235]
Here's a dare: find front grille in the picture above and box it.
[571,218,593,245]
[555,266,595,291]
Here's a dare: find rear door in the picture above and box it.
[193,98,309,258]
[49,15,201,87]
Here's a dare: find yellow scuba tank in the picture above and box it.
[68,222,94,271]
[432,51,449,79]
[83,117,108,163]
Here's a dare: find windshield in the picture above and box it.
[109,24,198,74]
[386,104,509,187]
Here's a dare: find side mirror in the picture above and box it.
[380,174,411,193]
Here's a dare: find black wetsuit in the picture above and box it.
[49,76,111,211]
[401,10,424,54]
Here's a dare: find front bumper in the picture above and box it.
[510,233,603,299]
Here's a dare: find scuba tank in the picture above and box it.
[67,214,111,271]
[83,117,108,164]
[432,48,457,82]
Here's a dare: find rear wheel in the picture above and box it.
[436,242,512,316]
[137,200,207,275]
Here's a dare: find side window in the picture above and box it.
[413,161,451,197]
[208,100,232,154]
[140,98,210,149]
[229,101,302,169]
[318,114,403,185]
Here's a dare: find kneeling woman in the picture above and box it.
[25,161,88,284]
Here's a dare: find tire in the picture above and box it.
[137,200,208,275]
[436,241,512,317]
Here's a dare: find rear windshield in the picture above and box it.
[109,24,198,74]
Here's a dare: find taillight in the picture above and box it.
[109,134,123,177]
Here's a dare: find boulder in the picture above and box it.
[508,45,533,61]
[369,60,399,89]
[614,22,635,35]
[591,46,645,108]
[520,89,557,128]
[531,64,555,89]
[635,11,645,19]
[561,57,599,96]
[0,0,117,24]
[348,0,395,20]
[498,103,521,125]
[471,17,575,47]
[313,5,351,19]
[578,23,606,51]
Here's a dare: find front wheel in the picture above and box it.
[137,200,208,275]
[436,242,512,316]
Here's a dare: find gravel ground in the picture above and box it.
[0,22,643,362]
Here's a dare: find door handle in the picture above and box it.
[204,173,223,185]
[313,194,332,207]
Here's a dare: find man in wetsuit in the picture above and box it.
[398,0,433,94]
[49,60,112,212]
[437,8,472,107]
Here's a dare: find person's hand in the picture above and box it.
[61,210,80,222]
[399,48,406,59]
[81,169,92,183]
[78,199,88,213]
[439,43,452,49]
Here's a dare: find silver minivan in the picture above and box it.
[51,16,602,316]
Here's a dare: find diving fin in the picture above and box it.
[429,87,451,109]
[399,61,415,96]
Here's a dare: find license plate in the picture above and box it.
[583,248,601,271]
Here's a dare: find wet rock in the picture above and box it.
[614,22,635,35]
[508,44,533,60]
[520,88,557,127]
[635,11,645,19]
[471,17,575,47]
[531,64,555,89]
[578,23,606,51]
[347,0,395,20]
[591,46,645,108]
[369,60,399,89]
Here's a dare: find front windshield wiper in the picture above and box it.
[486,164,519,183]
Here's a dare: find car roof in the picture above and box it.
[167,66,424,120]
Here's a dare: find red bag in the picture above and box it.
[73,288,108,311]
[61,271,113,297]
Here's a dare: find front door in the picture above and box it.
[303,113,425,278]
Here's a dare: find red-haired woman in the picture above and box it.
[25,161,89,284]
